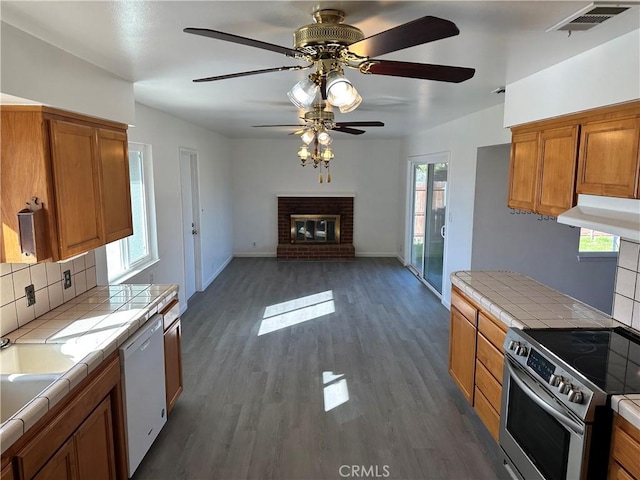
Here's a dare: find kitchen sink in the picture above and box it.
[0,343,80,423]
[0,373,62,423]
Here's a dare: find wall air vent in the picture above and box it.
[547,3,636,32]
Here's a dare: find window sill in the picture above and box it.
[576,251,618,262]
[108,258,160,284]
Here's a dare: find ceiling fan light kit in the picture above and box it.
[185,8,475,182]
[287,77,319,109]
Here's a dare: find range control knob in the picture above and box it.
[508,340,518,351]
[568,389,583,404]
[549,374,562,387]
[516,345,529,357]
[558,380,572,395]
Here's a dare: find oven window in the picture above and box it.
[507,382,571,480]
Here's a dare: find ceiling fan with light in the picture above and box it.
[184,9,476,113]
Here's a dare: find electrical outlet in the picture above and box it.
[63,269,72,289]
[25,284,36,307]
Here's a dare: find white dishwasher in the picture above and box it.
[120,314,167,478]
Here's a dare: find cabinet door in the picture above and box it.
[49,120,104,258]
[448,307,476,404]
[32,439,77,480]
[1,464,15,480]
[164,319,184,415]
[536,125,579,215]
[98,129,133,244]
[508,132,539,211]
[576,117,640,198]
[73,397,116,480]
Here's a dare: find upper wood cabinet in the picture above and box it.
[0,106,133,263]
[507,132,539,212]
[537,125,580,215]
[576,116,640,198]
[508,100,640,214]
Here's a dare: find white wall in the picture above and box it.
[120,103,234,311]
[231,138,402,256]
[402,104,512,307]
[472,144,616,314]
[504,29,640,127]
[0,22,135,125]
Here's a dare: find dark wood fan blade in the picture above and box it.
[184,28,301,58]
[333,126,366,135]
[348,16,459,58]
[193,65,309,82]
[362,60,475,83]
[253,124,306,128]
[336,121,384,127]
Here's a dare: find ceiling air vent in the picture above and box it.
[547,2,636,32]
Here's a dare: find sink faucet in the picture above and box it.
[0,338,10,349]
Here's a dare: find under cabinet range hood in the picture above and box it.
[557,194,640,242]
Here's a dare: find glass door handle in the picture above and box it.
[440,226,445,239]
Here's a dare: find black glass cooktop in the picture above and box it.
[525,327,640,394]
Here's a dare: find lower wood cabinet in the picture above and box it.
[3,356,126,480]
[160,298,183,415]
[164,318,184,415]
[449,287,506,442]
[74,397,116,480]
[610,413,640,480]
[448,303,477,405]
[31,439,77,480]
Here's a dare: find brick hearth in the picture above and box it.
[277,196,354,260]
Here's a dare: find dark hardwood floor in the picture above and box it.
[134,258,508,480]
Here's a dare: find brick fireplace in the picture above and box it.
[277,195,355,260]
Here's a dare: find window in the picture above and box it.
[577,228,619,262]
[578,228,620,252]
[106,143,158,282]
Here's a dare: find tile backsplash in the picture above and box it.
[0,252,97,336]
[613,239,640,330]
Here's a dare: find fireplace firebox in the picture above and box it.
[291,215,340,243]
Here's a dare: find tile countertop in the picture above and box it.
[451,271,640,431]
[0,283,178,454]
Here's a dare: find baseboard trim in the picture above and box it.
[201,255,234,290]
[233,252,277,258]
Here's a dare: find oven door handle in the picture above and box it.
[505,360,584,436]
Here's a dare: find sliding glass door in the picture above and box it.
[409,161,447,294]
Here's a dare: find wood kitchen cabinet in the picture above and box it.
[609,413,640,480]
[577,116,640,198]
[160,299,183,415]
[449,287,507,442]
[4,355,126,480]
[508,125,579,215]
[507,132,539,212]
[1,464,16,480]
[507,100,640,213]
[0,106,132,263]
[448,288,478,405]
[31,439,77,480]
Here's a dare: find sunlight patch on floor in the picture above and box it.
[259,290,335,336]
[322,371,349,412]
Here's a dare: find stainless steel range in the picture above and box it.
[500,326,640,480]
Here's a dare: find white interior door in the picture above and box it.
[180,148,201,301]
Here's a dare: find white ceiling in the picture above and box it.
[1,1,639,138]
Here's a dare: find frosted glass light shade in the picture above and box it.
[287,78,319,109]
[317,130,332,146]
[301,129,315,145]
[326,71,358,107]
[339,92,362,113]
[297,145,310,160]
